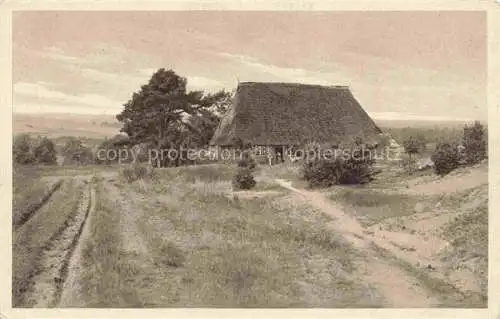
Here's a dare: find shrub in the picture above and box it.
[61,137,94,165]
[232,168,256,190]
[301,144,375,188]
[302,159,342,188]
[13,134,35,164]
[237,150,256,170]
[33,137,57,165]
[431,142,460,176]
[340,148,376,184]
[463,121,486,165]
[120,163,151,183]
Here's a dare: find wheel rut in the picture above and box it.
[13,179,63,229]
[27,178,95,308]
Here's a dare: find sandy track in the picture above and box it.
[29,179,94,307]
[58,186,96,307]
[275,179,435,307]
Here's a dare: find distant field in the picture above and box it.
[14,113,121,139]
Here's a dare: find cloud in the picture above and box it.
[40,46,82,64]
[14,70,229,115]
[217,52,351,85]
[14,81,124,112]
[37,44,137,69]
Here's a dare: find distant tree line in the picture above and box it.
[13,134,58,165]
[382,125,464,147]
[13,134,95,166]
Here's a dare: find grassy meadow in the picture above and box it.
[78,164,382,307]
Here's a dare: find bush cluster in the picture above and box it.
[120,163,154,183]
[431,143,460,176]
[430,121,486,176]
[13,134,57,165]
[302,159,342,188]
[301,145,375,188]
[232,168,257,190]
[233,150,257,190]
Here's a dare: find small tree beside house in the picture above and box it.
[402,135,426,174]
[232,138,257,190]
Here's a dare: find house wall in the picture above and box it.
[211,144,297,165]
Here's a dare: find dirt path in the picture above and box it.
[29,178,94,307]
[58,186,96,307]
[102,180,149,256]
[275,179,436,307]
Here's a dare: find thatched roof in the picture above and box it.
[210,82,382,146]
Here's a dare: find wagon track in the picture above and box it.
[27,179,95,307]
[13,179,64,229]
[58,185,97,307]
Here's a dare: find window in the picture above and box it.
[254,145,266,156]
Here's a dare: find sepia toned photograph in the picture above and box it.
[10,10,488,309]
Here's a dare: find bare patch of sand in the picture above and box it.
[405,165,487,196]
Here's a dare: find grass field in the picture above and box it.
[77,165,381,307]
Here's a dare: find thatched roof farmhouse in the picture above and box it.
[210,82,382,158]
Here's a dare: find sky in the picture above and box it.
[13,11,487,122]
